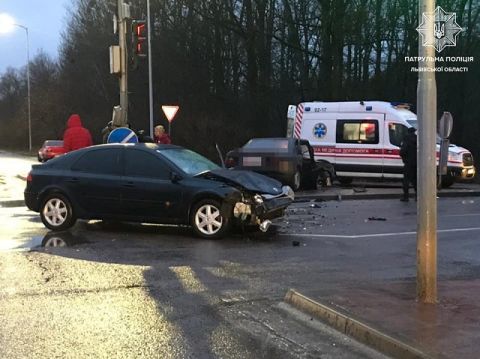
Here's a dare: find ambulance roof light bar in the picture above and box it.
[391,102,411,110]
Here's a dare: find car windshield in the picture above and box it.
[158,148,220,176]
[243,138,290,152]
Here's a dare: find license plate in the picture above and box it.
[243,156,262,166]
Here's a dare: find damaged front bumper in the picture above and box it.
[232,185,294,230]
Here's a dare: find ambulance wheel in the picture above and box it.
[338,177,353,185]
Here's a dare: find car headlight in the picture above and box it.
[254,194,264,204]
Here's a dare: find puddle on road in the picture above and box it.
[0,231,89,252]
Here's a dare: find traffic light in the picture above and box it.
[132,20,147,58]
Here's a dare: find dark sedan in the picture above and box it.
[25,143,294,239]
[225,138,335,191]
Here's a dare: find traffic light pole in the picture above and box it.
[416,0,437,304]
[116,0,128,127]
[147,0,154,139]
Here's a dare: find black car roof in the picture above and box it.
[79,143,182,151]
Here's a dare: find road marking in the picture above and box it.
[441,213,480,218]
[280,226,480,239]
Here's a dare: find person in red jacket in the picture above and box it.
[63,114,93,152]
[154,125,171,144]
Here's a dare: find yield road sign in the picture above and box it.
[162,105,179,123]
[107,127,138,143]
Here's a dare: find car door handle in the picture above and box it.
[67,177,79,183]
[123,182,135,188]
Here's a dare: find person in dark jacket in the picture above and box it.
[63,114,93,152]
[399,127,417,201]
[154,125,171,144]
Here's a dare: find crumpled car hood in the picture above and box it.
[203,169,284,195]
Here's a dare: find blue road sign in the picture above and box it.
[107,127,138,144]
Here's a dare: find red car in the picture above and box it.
[37,140,66,162]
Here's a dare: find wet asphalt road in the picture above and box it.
[2,198,480,358]
[1,151,480,358]
[0,204,389,359]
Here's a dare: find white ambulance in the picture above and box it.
[287,101,475,186]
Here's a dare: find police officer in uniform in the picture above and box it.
[400,127,418,201]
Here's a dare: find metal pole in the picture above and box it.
[147,0,154,138]
[168,121,171,138]
[25,26,31,152]
[417,0,437,304]
[117,0,128,126]
[15,24,31,151]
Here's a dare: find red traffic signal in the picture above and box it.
[132,20,147,58]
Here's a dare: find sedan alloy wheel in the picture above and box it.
[40,194,76,231]
[191,199,228,239]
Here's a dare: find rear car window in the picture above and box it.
[243,139,290,152]
[71,148,122,175]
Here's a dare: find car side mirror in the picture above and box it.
[170,172,182,183]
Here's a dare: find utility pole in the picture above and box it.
[417,0,437,304]
[114,0,130,127]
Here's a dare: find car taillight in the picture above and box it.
[27,172,32,182]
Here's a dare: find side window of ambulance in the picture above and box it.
[336,120,379,144]
[388,123,408,147]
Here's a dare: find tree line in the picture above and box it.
[0,0,479,162]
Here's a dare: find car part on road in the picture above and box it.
[259,219,272,233]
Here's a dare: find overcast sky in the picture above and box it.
[0,0,71,74]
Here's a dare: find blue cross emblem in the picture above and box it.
[313,123,327,138]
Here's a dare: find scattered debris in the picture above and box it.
[353,187,366,193]
[309,203,321,208]
[368,217,387,221]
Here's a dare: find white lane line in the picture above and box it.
[280,226,480,239]
[440,213,480,218]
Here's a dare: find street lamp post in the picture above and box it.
[16,24,32,152]
[0,14,32,151]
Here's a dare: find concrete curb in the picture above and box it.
[284,289,431,359]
